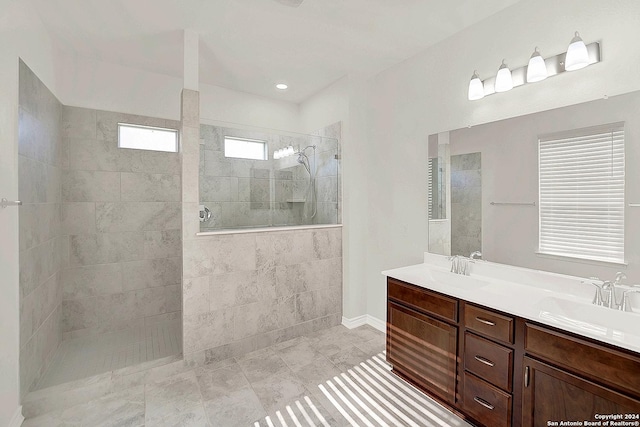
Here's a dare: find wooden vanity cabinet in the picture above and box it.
[522,357,640,427]
[386,276,640,427]
[387,279,458,404]
[522,323,640,426]
[460,303,516,427]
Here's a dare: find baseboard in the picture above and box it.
[341,315,368,329]
[366,315,386,333]
[8,406,24,427]
[342,314,386,333]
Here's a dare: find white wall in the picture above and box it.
[200,82,300,132]
[299,76,374,320]
[0,0,58,424]
[55,52,183,120]
[362,0,640,322]
[56,51,301,131]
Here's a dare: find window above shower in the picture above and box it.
[224,136,268,160]
[199,121,341,231]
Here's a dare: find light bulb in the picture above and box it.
[527,48,548,83]
[565,32,589,71]
[468,71,484,101]
[495,60,513,92]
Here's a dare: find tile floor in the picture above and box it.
[24,325,471,427]
[36,319,182,390]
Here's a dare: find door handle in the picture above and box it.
[524,366,530,387]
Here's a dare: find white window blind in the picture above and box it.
[428,158,433,220]
[538,123,625,263]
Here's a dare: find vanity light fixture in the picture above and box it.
[494,60,513,92]
[526,48,548,82]
[564,32,590,71]
[468,71,485,100]
[467,32,600,100]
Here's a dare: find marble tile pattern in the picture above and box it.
[182,225,343,361]
[23,325,429,427]
[450,152,482,257]
[18,60,65,397]
[60,105,182,339]
[199,122,340,231]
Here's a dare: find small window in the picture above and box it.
[539,123,625,263]
[118,123,178,153]
[224,136,267,160]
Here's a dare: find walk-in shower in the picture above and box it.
[199,121,340,231]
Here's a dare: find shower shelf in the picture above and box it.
[286,199,306,203]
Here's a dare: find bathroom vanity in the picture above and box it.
[383,255,640,427]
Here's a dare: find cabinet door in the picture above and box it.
[522,356,640,427]
[387,301,457,403]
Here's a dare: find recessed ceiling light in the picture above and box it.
[276,83,288,90]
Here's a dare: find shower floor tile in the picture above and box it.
[35,319,181,390]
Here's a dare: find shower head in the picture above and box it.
[297,152,311,174]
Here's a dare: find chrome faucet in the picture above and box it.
[585,272,629,310]
[606,272,627,309]
[470,251,482,260]
[448,255,473,275]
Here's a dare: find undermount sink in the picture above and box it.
[535,296,640,344]
[423,267,490,289]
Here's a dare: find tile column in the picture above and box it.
[180,89,200,354]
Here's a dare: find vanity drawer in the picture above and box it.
[465,332,513,392]
[525,323,640,397]
[462,372,512,427]
[388,278,458,322]
[465,304,514,344]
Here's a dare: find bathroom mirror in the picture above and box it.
[427,89,640,273]
[427,135,447,220]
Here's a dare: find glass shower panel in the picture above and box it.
[199,121,340,231]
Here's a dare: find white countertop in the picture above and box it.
[382,254,640,354]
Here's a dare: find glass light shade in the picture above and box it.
[468,71,484,100]
[495,61,513,92]
[565,32,589,71]
[527,49,547,83]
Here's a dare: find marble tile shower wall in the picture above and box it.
[18,60,65,396]
[182,227,343,364]
[199,123,340,230]
[60,106,182,339]
[451,152,482,257]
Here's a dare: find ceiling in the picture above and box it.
[30,0,521,103]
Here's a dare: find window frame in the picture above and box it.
[223,136,268,161]
[117,123,179,153]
